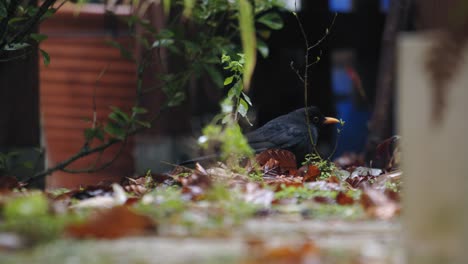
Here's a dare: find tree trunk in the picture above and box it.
[365,0,411,164]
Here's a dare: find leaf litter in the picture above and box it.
[0,138,402,262]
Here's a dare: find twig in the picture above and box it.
[290,61,305,83]
[307,14,337,51]
[24,107,168,184]
[93,64,109,129]
[61,138,127,173]
[290,2,337,160]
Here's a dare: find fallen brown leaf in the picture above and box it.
[360,187,400,220]
[243,239,319,264]
[336,191,354,205]
[302,165,320,182]
[256,149,297,175]
[66,206,156,239]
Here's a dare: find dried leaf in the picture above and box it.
[333,153,365,170]
[66,206,156,239]
[346,175,377,188]
[178,172,212,189]
[256,149,297,175]
[302,165,320,182]
[360,188,400,219]
[122,176,153,196]
[244,183,274,207]
[243,240,319,264]
[181,185,206,201]
[326,175,340,184]
[336,191,354,205]
[314,196,335,204]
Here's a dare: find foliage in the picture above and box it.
[125,0,285,105]
[303,153,339,180]
[0,0,58,63]
[275,184,337,201]
[0,192,81,244]
[198,53,255,163]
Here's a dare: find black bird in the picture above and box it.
[180,107,339,165]
[246,106,339,162]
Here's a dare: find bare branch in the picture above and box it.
[290,61,305,83]
[307,13,337,51]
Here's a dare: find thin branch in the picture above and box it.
[307,13,337,51]
[25,138,121,185]
[290,4,337,159]
[24,107,168,184]
[61,138,127,173]
[292,10,321,158]
[306,50,322,67]
[93,64,109,129]
[290,61,305,83]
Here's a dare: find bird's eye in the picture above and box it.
[312,116,320,123]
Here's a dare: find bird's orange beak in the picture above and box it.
[323,117,340,125]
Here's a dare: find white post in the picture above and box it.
[398,33,468,263]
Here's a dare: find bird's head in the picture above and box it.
[302,106,340,127]
[298,106,340,146]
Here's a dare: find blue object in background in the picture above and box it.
[329,0,390,13]
[331,67,371,158]
[380,0,390,12]
[329,0,353,13]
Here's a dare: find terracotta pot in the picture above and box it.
[40,4,136,189]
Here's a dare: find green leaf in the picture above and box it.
[39,49,50,66]
[84,128,95,141]
[8,17,28,25]
[83,127,105,141]
[40,8,56,21]
[20,161,33,169]
[30,33,48,43]
[95,129,105,141]
[257,12,284,30]
[152,39,174,48]
[157,29,175,39]
[238,0,257,92]
[137,18,157,34]
[109,106,131,124]
[242,92,252,105]
[104,122,126,140]
[221,115,231,124]
[221,54,231,64]
[238,98,248,117]
[136,120,152,128]
[257,38,269,58]
[4,194,49,219]
[224,76,234,86]
[132,106,148,114]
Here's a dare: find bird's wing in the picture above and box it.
[246,121,306,152]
